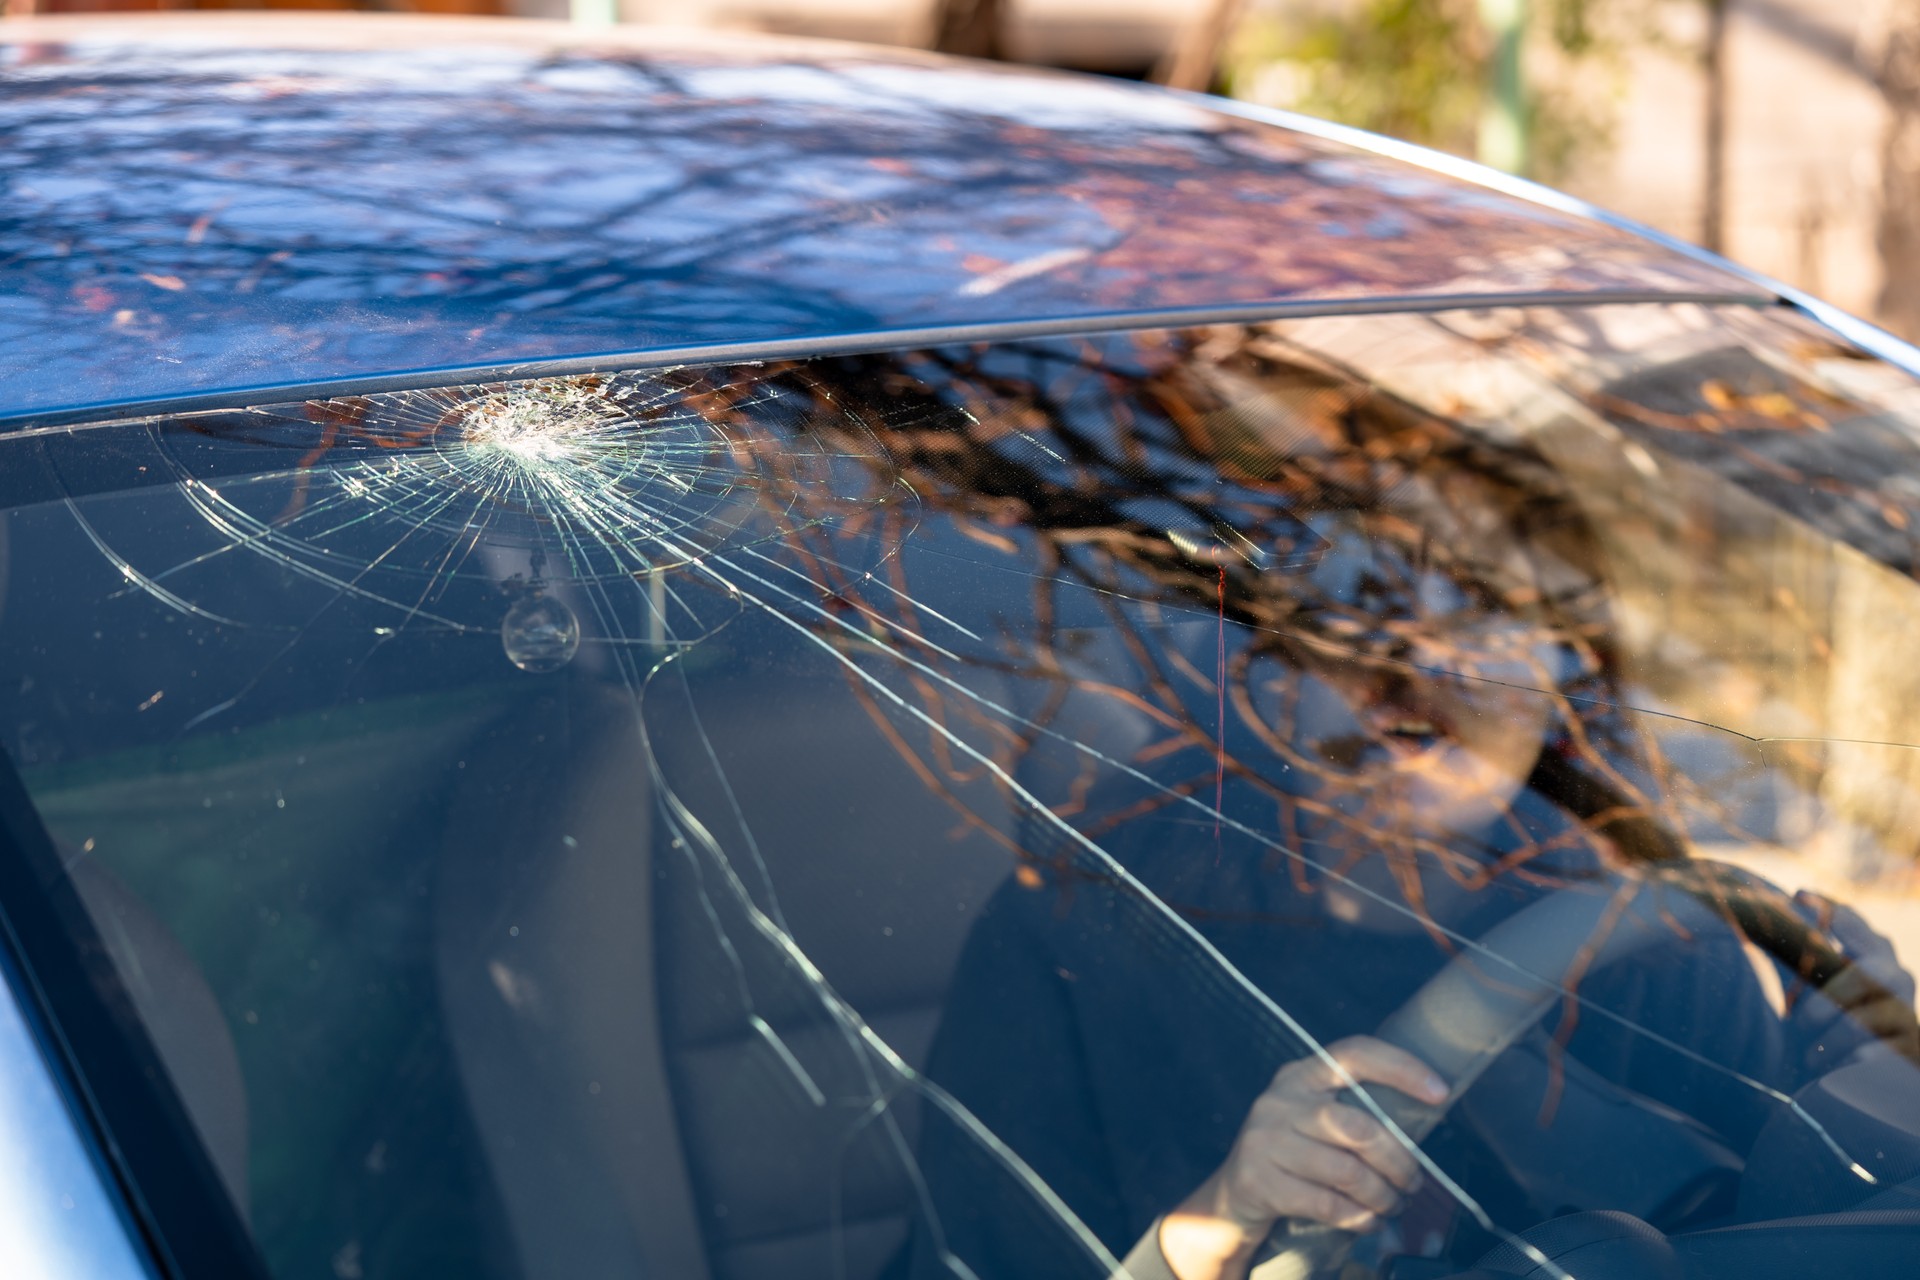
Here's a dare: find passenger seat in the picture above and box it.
[435,667,1015,1280]
[647,664,1017,1280]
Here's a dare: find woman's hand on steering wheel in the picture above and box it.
[1156,1035,1448,1280]
[1794,889,1920,1061]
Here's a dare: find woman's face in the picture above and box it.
[1291,620,1559,832]
[1269,520,1566,928]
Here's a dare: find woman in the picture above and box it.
[886,331,1912,1280]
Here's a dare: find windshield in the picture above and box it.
[4,302,1920,1280]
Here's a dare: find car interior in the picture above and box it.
[42,638,1920,1280]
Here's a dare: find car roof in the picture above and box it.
[0,13,1768,427]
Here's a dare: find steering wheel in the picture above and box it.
[1250,877,1736,1279]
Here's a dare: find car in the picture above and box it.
[3,12,1920,1280]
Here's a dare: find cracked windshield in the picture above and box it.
[7,301,1920,1280]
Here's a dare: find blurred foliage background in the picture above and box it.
[1238,0,1678,181]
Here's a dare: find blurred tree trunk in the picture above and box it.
[930,0,1009,60]
[1876,1,1920,338]
[1478,0,1530,174]
[1156,0,1249,92]
[1701,0,1728,253]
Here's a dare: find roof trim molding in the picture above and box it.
[0,288,1774,436]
